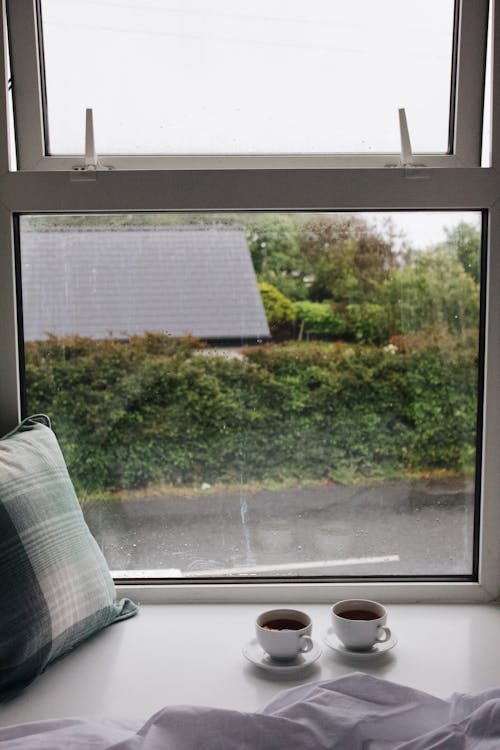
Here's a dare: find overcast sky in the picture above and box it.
[41,0,454,155]
[367,211,480,250]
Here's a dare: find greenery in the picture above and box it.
[344,303,391,345]
[25,330,478,495]
[258,282,296,328]
[443,222,481,283]
[23,214,481,495]
[385,247,480,335]
[299,214,398,304]
[246,214,311,300]
[293,300,346,339]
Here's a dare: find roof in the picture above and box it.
[20,226,271,342]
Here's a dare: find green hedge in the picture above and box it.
[24,332,479,494]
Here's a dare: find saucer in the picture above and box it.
[242,638,322,674]
[324,628,397,657]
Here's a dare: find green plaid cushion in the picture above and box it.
[0,415,138,701]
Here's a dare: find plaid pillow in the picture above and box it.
[0,415,138,701]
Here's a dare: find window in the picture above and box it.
[39,0,454,156]
[6,0,489,168]
[0,0,499,602]
[19,210,482,582]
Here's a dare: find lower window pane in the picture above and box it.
[19,211,482,578]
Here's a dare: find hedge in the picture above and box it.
[24,331,479,494]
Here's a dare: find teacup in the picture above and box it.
[331,599,391,651]
[256,608,313,660]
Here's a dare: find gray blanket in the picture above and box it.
[1,673,500,749]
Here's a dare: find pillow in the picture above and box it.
[0,415,138,701]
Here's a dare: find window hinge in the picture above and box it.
[71,108,113,181]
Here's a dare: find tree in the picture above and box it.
[298,214,398,305]
[245,215,311,300]
[443,221,481,284]
[386,247,480,334]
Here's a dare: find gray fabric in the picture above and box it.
[0,415,137,702]
[1,674,500,748]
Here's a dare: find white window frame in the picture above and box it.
[0,0,499,603]
[6,0,489,171]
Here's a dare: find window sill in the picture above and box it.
[1,602,499,724]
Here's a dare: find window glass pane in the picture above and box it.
[40,0,454,155]
[19,211,481,578]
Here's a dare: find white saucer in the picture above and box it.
[324,628,397,657]
[242,638,322,674]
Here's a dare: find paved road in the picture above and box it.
[82,478,475,578]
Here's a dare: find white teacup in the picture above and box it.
[332,599,391,651]
[256,609,313,660]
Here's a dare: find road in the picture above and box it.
[82,477,475,578]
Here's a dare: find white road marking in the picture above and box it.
[113,554,400,578]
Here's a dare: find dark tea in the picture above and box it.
[261,618,304,631]
[337,609,379,621]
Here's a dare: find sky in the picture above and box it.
[41,0,454,155]
[366,211,481,250]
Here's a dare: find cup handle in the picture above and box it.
[299,635,314,653]
[376,625,391,643]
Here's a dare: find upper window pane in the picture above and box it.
[40,0,455,155]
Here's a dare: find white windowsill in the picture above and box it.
[1,603,499,725]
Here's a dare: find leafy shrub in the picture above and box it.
[258,282,296,340]
[293,300,346,339]
[345,303,391,344]
[24,333,478,493]
[258,282,296,325]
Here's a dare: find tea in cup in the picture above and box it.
[331,599,391,651]
[256,608,313,660]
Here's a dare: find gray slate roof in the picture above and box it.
[21,226,271,342]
